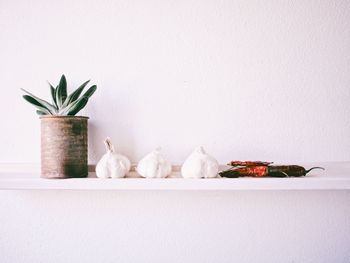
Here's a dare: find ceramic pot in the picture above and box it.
[40,116,88,178]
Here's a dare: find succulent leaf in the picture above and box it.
[66,96,89,116]
[56,74,67,107]
[36,110,47,116]
[77,79,91,94]
[21,89,56,113]
[82,85,97,98]
[62,79,90,108]
[22,95,52,114]
[48,82,58,109]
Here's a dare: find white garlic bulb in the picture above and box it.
[137,148,172,178]
[181,146,219,179]
[96,138,131,178]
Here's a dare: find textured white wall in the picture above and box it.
[1,0,350,262]
[1,0,350,164]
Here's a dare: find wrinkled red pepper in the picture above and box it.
[229,161,273,167]
[220,162,324,178]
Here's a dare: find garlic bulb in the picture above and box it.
[137,148,172,178]
[181,146,219,179]
[96,138,131,178]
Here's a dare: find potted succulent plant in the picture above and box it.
[21,75,97,179]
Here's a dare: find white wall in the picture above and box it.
[1,1,350,262]
[1,0,350,164]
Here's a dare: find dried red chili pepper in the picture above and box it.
[220,166,268,178]
[229,161,273,167]
[220,165,324,178]
[267,166,324,177]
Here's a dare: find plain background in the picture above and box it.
[0,0,350,262]
[0,0,350,164]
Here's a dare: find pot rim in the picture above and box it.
[40,115,89,120]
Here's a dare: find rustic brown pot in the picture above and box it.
[40,116,89,179]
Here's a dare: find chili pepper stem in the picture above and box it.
[305,167,325,174]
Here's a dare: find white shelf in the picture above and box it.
[0,162,350,190]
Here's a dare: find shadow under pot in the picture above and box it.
[40,116,89,179]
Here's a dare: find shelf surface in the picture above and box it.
[0,162,350,190]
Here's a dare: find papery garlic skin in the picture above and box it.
[109,154,131,178]
[96,154,110,178]
[137,148,172,178]
[95,138,131,179]
[181,146,219,179]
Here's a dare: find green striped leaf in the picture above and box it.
[66,96,89,116]
[21,89,56,113]
[56,74,67,107]
[48,82,58,109]
[61,79,90,108]
[22,95,52,115]
[82,85,97,99]
[36,110,48,116]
